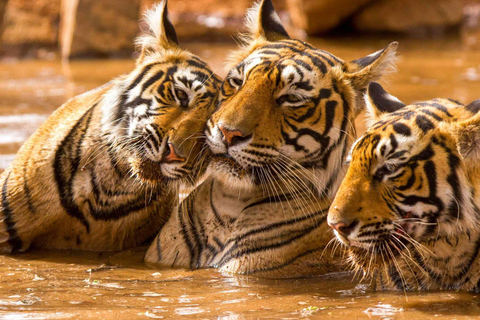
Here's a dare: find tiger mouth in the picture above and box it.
[129,157,192,184]
[129,157,164,183]
[347,235,409,271]
[211,154,248,176]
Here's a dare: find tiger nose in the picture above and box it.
[218,125,251,147]
[161,143,185,163]
[328,219,359,237]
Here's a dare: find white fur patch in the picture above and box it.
[206,122,227,154]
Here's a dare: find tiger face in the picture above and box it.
[101,3,219,185]
[206,0,397,192]
[327,82,480,276]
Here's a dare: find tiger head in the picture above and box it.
[206,0,398,193]
[101,1,219,186]
[327,82,480,275]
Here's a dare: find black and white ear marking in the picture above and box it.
[259,0,290,41]
[136,0,179,64]
[160,0,179,46]
[352,48,387,68]
[466,98,480,114]
[343,42,398,92]
[367,82,405,114]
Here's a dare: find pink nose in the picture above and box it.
[161,143,185,163]
[328,219,359,237]
[218,125,246,147]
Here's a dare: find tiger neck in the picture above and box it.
[211,171,333,223]
[382,231,480,291]
[83,105,161,196]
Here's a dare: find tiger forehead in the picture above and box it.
[351,102,463,163]
[242,40,342,77]
[371,103,460,136]
[150,55,215,82]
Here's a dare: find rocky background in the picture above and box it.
[0,0,478,59]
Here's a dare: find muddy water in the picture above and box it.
[0,38,479,319]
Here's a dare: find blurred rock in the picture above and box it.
[287,0,369,34]
[353,0,464,33]
[141,0,288,41]
[1,0,60,51]
[462,1,480,49]
[0,0,7,32]
[61,0,140,59]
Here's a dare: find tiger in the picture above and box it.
[145,0,398,278]
[327,81,480,291]
[0,1,220,253]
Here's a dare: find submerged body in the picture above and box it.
[328,82,480,291]
[0,2,219,252]
[2,83,170,251]
[147,176,337,277]
[146,0,397,277]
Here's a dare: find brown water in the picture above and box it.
[0,38,479,319]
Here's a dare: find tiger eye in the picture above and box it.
[285,94,301,103]
[229,78,243,87]
[176,89,188,100]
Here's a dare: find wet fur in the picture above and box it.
[145,0,397,277]
[0,2,220,252]
[328,82,480,291]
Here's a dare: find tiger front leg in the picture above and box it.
[0,170,60,253]
[145,182,221,269]
[144,202,200,269]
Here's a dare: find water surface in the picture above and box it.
[0,37,479,319]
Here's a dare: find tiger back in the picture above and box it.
[328,82,480,291]
[145,0,397,277]
[0,1,219,252]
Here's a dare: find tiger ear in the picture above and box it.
[245,0,290,42]
[452,100,480,161]
[136,0,179,64]
[341,42,398,114]
[344,42,398,90]
[365,82,405,125]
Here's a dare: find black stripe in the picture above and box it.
[433,138,463,221]
[390,133,398,151]
[178,200,197,269]
[231,209,327,244]
[396,165,417,190]
[141,70,165,91]
[2,172,23,252]
[243,192,297,211]
[416,102,453,117]
[388,264,406,290]
[419,109,442,121]
[53,105,97,232]
[243,247,323,274]
[322,100,337,136]
[216,217,326,268]
[392,123,411,136]
[22,163,36,215]
[257,50,283,57]
[415,115,435,133]
[186,58,210,71]
[115,63,160,121]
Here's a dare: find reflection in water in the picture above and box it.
[1,246,480,318]
[0,37,479,319]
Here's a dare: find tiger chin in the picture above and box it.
[327,82,480,291]
[145,0,398,277]
[0,1,219,253]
